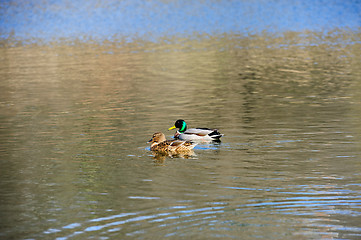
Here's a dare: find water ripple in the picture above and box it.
[43,191,361,239]
[43,204,230,239]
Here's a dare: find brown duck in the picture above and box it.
[148,132,197,154]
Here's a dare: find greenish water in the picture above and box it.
[0,33,361,239]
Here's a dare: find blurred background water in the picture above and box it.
[1,1,361,239]
[1,0,360,43]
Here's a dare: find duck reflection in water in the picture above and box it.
[147,132,197,159]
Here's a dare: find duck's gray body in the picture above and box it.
[169,120,223,142]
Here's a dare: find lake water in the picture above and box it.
[1,31,361,239]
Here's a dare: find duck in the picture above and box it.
[168,119,223,142]
[147,132,197,154]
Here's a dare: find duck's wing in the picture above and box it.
[184,128,215,136]
[169,140,184,146]
[169,140,197,150]
[183,128,223,141]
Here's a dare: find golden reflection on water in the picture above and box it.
[0,32,361,239]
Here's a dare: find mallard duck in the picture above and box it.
[148,132,197,154]
[168,119,223,142]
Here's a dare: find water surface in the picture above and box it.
[0,32,361,239]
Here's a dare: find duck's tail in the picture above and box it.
[209,130,223,141]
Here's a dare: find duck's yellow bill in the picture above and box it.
[168,125,176,130]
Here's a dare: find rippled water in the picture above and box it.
[1,33,361,239]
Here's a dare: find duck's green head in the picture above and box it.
[168,119,187,133]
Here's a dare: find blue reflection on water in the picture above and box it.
[1,0,360,42]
